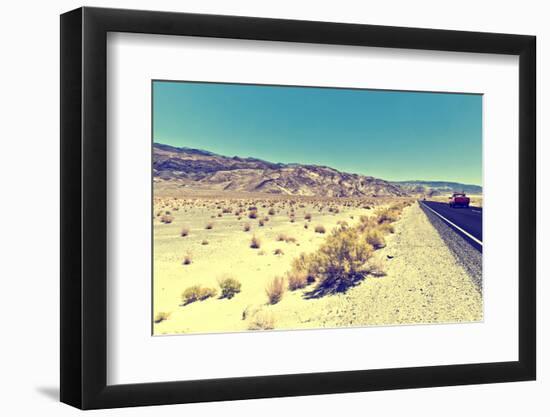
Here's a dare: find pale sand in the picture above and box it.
[153,199,482,335]
[153,196,371,334]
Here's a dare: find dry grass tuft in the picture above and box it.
[154,311,170,324]
[247,311,275,331]
[273,248,284,256]
[205,222,214,230]
[287,271,308,291]
[365,228,386,249]
[180,227,190,237]
[266,276,286,304]
[314,225,326,234]
[160,214,174,224]
[250,235,261,249]
[182,253,192,265]
[243,223,251,232]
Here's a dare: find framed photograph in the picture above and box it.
[60,7,536,409]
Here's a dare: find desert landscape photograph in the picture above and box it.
[152,80,483,335]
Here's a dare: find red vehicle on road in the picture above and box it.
[449,192,470,208]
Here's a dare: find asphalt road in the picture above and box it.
[419,200,483,252]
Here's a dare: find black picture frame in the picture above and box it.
[60,6,536,410]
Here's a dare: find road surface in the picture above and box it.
[419,200,482,252]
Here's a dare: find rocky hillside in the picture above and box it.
[153,143,407,197]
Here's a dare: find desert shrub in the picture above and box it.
[247,311,275,331]
[378,222,395,234]
[357,215,378,231]
[266,276,286,304]
[304,223,309,229]
[181,285,217,305]
[365,228,386,249]
[201,240,209,245]
[287,271,308,290]
[259,219,265,227]
[250,235,261,249]
[218,276,242,299]
[248,210,258,219]
[308,228,374,293]
[205,222,214,230]
[268,208,276,215]
[274,248,284,256]
[199,287,218,300]
[182,253,192,265]
[304,213,312,221]
[154,311,170,323]
[160,214,174,224]
[375,207,400,224]
[181,285,202,304]
[180,227,190,237]
[314,225,326,234]
[243,223,251,232]
[222,207,232,213]
[276,233,287,242]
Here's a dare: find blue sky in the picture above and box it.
[153,81,482,185]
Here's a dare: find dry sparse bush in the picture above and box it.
[305,213,312,221]
[205,222,214,230]
[248,210,258,219]
[182,253,192,265]
[314,225,326,234]
[154,311,170,324]
[268,208,276,215]
[243,223,251,232]
[247,311,275,331]
[250,235,261,249]
[160,214,174,224]
[180,227,190,237]
[181,285,201,304]
[304,223,309,229]
[287,271,308,290]
[307,228,374,293]
[378,223,395,234]
[201,240,209,245]
[365,228,386,249]
[259,219,265,227]
[274,248,284,256]
[181,285,217,305]
[199,287,218,300]
[218,276,242,299]
[375,207,400,224]
[266,276,286,304]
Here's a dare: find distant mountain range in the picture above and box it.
[391,180,482,195]
[153,143,481,197]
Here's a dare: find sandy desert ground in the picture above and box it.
[152,188,482,335]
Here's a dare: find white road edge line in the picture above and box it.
[420,201,483,247]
